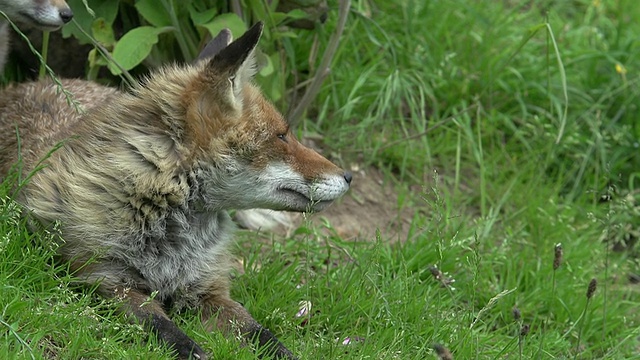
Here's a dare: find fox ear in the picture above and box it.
[195,29,233,63]
[206,22,263,91]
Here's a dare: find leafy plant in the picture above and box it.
[61,0,332,106]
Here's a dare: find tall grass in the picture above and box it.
[1,0,639,358]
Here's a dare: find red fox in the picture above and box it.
[0,0,73,73]
[0,22,351,359]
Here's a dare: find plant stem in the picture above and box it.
[288,0,351,127]
[574,298,591,360]
[39,31,50,80]
[69,19,136,87]
[164,0,197,60]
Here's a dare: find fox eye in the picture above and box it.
[277,134,288,143]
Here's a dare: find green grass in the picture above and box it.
[2,0,640,358]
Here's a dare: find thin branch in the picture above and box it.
[287,0,351,127]
[69,18,136,87]
[39,31,50,80]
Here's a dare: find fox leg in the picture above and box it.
[111,286,207,360]
[201,294,297,359]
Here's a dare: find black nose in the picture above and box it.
[59,9,74,23]
[343,172,352,185]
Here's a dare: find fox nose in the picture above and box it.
[59,8,74,23]
[343,172,352,185]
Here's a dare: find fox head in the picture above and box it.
[0,0,73,29]
[175,22,351,213]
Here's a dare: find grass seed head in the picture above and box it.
[553,243,563,270]
[429,265,455,289]
[433,343,453,360]
[520,324,530,337]
[587,278,597,299]
[512,306,521,321]
[429,266,442,280]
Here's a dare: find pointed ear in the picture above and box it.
[206,22,263,78]
[203,22,263,103]
[195,29,233,63]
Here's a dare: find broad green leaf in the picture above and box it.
[91,18,115,47]
[286,9,310,20]
[271,10,310,25]
[272,30,298,40]
[108,26,171,75]
[88,48,108,68]
[188,4,218,26]
[63,0,119,44]
[256,53,282,102]
[135,0,172,27]
[258,52,275,77]
[200,13,247,40]
[271,12,288,24]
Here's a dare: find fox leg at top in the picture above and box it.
[201,293,298,359]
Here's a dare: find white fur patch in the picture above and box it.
[197,159,349,213]
[261,162,349,202]
[230,50,258,109]
[234,209,292,231]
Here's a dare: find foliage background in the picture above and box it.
[1,0,640,359]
